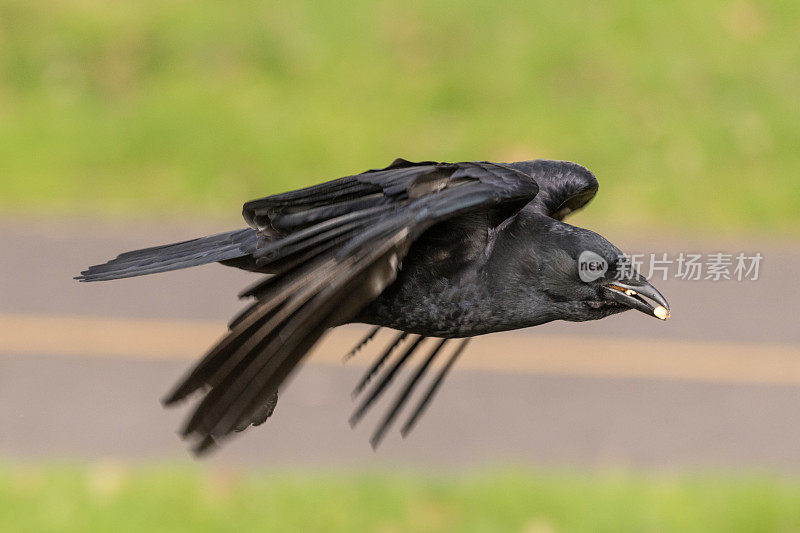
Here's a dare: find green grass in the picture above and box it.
[3,464,800,532]
[0,0,798,232]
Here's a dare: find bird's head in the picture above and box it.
[498,213,670,324]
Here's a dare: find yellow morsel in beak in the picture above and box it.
[654,306,670,320]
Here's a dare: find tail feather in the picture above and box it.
[76,228,257,282]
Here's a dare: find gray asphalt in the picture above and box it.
[4,353,800,470]
[1,219,799,469]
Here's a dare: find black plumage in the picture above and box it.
[77,158,669,453]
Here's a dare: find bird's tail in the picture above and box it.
[75,228,258,282]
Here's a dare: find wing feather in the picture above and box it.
[400,338,471,438]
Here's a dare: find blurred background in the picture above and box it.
[1,0,799,530]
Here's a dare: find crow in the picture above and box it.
[77,158,670,453]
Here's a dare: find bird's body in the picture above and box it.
[356,207,635,337]
[354,208,506,337]
[78,158,669,452]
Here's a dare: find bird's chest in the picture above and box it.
[355,266,501,337]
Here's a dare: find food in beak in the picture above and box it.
[603,280,670,320]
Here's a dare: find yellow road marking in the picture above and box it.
[1,313,799,386]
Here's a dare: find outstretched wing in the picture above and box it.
[507,160,598,220]
[163,159,539,453]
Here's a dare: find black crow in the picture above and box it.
[77,158,670,452]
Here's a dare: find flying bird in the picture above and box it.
[77,158,670,453]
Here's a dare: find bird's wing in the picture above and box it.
[163,159,539,453]
[507,160,599,221]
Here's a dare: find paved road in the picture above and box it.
[1,219,799,469]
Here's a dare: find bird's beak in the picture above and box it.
[602,279,670,320]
